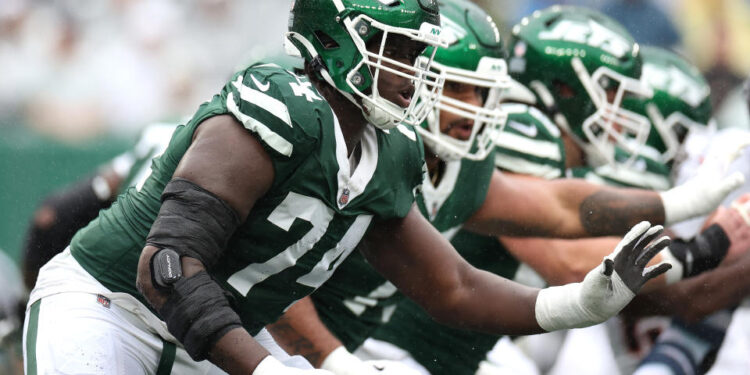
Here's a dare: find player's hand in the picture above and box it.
[254,355,334,375]
[535,222,671,331]
[604,221,671,293]
[363,359,424,374]
[717,194,750,261]
[660,139,749,225]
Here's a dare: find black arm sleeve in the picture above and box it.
[669,224,730,279]
[22,176,114,289]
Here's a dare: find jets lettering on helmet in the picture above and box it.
[538,19,630,59]
[642,64,709,108]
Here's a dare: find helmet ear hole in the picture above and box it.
[553,80,576,99]
[314,30,339,49]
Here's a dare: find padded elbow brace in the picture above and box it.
[146,178,241,268]
[145,178,243,360]
[668,224,730,278]
[158,271,242,361]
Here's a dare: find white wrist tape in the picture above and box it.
[658,248,683,285]
[535,263,635,331]
[660,171,744,226]
[321,346,376,375]
[254,356,287,375]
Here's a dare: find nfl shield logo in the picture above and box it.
[339,188,350,205]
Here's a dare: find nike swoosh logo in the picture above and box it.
[507,120,538,137]
[250,74,270,92]
[373,365,385,371]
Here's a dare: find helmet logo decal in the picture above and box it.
[538,20,630,59]
[377,0,401,5]
[642,64,709,107]
[440,15,466,45]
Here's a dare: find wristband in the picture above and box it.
[535,264,634,331]
[667,224,729,278]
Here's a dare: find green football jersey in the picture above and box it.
[567,146,672,190]
[493,103,567,179]
[370,105,565,375]
[311,149,496,351]
[118,123,179,194]
[70,63,424,335]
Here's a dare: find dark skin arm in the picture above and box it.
[464,170,664,238]
[360,205,544,335]
[624,250,750,324]
[136,115,275,374]
[267,297,342,368]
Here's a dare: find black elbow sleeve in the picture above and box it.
[146,178,241,268]
[158,271,242,361]
[668,224,730,278]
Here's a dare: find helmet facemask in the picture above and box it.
[572,57,653,167]
[419,57,510,161]
[646,103,713,163]
[344,14,447,129]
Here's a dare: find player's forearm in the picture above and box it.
[208,328,272,374]
[625,251,750,322]
[428,265,544,336]
[266,297,342,368]
[575,187,665,237]
[501,236,614,285]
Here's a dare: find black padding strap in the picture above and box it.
[146,178,241,268]
[158,271,242,361]
[669,224,730,278]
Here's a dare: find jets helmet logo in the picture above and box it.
[538,20,631,58]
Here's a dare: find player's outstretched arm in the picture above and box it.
[361,207,671,335]
[136,115,324,375]
[465,167,743,238]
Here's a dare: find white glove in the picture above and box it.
[363,359,425,374]
[660,138,749,225]
[254,355,334,375]
[535,221,671,331]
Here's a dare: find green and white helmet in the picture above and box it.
[507,6,653,166]
[418,0,510,161]
[286,0,448,130]
[622,46,713,164]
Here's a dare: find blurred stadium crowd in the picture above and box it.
[0,1,750,375]
[1,0,748,141]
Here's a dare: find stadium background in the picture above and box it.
[0,0,748,265]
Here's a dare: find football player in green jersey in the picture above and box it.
[264,3,740,375]
[20,2,737,375]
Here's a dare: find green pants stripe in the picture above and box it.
[25,300,41,375]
